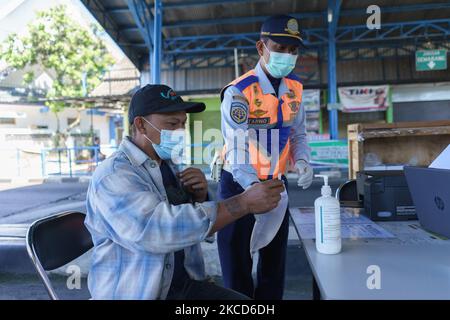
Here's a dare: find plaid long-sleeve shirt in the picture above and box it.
[85,136,217,300]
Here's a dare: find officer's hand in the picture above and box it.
[178,167,208,203]
[296,160,313,189]
[241,179,285,214]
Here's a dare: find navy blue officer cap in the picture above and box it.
[260,14,305,47]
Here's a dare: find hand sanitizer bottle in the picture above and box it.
[314,175,341,254]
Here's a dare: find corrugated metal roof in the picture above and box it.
[81,0,450,67]
[77,0,450,95]
[90,57,140,96]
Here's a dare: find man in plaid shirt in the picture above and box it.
[85,84,285,300]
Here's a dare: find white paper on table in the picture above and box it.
[378,221,448,244]
[429,145,450,170]
[290,207,372,225]
[295,222,394,240]
[290,207,395,240]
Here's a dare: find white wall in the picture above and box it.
[392,82,450,103]
[0,103,115,178]
[0,104,111,147]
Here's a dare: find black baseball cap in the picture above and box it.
[260,14,305,47]
[128,84,205,124]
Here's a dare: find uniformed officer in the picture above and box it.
[217,14,314,299]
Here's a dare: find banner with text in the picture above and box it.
[338,85,390,112]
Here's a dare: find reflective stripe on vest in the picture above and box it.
[221,70,303,180]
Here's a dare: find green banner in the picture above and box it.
[308,140,348,168]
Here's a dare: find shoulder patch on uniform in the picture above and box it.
[230,102,247,124]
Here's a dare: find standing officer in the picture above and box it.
[217,15,314,299]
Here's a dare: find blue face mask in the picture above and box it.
[262,42,298,78]
[141,117,186,164]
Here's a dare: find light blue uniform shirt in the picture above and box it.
[85,136,217,300]
[221,62,311,189]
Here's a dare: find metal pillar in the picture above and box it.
[127,0,155,85]
[327,31,338,140]
[327,0,340,140]
[234,48,239,78]
[151,0,163,84]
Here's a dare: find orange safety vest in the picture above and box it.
[220,69,303,180]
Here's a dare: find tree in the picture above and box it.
[0,5,114,145]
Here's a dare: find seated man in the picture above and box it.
[85,84,285,300]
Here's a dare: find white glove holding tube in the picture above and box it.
[295,159,313,189]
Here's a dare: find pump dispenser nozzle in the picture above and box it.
[315,174,332,196]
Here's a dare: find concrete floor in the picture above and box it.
[0,245,312,300]
[0,273,90,300]
[0,176,345,300]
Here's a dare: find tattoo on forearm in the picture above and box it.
[222,198,245,218]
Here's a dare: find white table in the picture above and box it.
[290,207,450,300]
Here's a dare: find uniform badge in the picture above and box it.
[288,101,300,112]
[285,18,300,35]
[250,109,268,117]
[286,89,296,99]
[248,117,270,125]
[230,102,247,124]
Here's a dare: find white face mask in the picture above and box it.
[141,117,186,165]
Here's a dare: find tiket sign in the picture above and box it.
[338,85,390,113]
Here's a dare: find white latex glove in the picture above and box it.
[295,160,313,189]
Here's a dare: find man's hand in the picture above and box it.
[295,160,313,189]
[178,167,208,203]
[240,179,285,214]
[210,179,285,235]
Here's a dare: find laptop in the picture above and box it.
[404,166,450,238]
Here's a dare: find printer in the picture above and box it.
[356,170,417,221]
